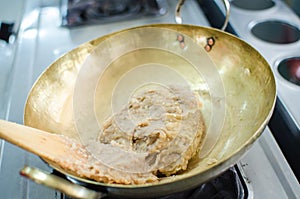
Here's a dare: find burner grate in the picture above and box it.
[61,166,248,199]
[60,0,168,27]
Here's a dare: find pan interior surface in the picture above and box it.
[72,27,225,164]
[24,24,276,196]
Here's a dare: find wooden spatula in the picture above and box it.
[0,119,87,165]
[0,120,108,198]
[0,119,159,185]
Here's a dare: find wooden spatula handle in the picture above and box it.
[0,119,69,160]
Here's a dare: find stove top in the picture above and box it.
[0,0,299,198]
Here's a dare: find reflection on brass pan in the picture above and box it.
[23,24,276,198]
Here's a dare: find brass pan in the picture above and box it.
[23,22,276,198]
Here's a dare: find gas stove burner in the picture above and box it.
[61,0,168,27]
[58,166,248,199]
[95,0,131,16]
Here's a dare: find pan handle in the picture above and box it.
[20,166,105,199]
[175,0,230,31]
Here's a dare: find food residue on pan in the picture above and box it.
[56,85,206,184]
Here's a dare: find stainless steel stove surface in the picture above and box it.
[201,0,300,183]
[0,0,299,198]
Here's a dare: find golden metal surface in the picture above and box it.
[24,24,276,198]
[20,166,104,199]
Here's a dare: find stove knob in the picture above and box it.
[0,22,15,43]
